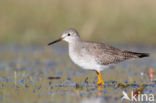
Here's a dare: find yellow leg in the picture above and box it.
[96,71,105,86]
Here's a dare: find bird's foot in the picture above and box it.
[97,81,105,86]
[96,71,105,86]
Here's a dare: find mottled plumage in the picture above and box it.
[78,41,148,65]
[49,28,149,73]
[48,28,149,72]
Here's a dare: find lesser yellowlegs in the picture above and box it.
[48,28,149,86]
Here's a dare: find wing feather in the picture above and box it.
[82,42,128,65]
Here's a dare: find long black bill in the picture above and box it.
[48,38,62,46]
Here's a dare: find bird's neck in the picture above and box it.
[69,39,82,52]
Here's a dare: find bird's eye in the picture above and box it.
[68,34,70,36]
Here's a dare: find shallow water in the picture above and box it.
[0,45,155,103]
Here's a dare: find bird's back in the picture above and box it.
[78,41,149,65]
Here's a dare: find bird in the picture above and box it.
[48,28,149,86]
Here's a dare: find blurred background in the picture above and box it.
[0,0,156,103]
[0,0,156,45]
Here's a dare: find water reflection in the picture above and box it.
[0,45,155,103]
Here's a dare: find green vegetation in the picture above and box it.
[0,0,156,45]
[0,1,155,102]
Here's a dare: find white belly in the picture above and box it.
[69,50,109,72]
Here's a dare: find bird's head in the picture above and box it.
[48,28,80,45]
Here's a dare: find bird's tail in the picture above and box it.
[123,51,149,58]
